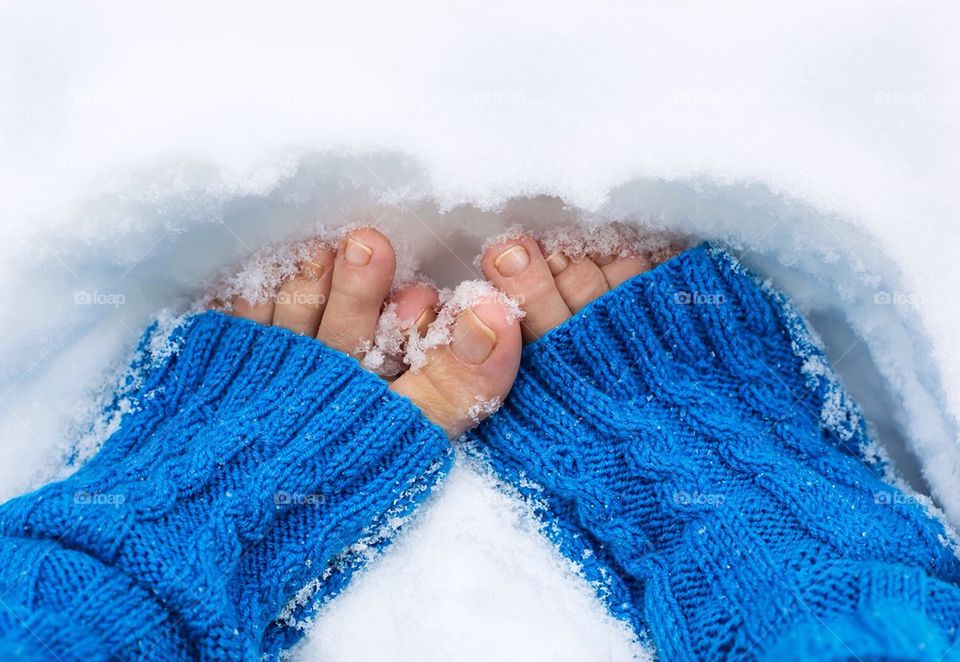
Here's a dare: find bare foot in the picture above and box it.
[479,231,680,342]
[224,228,522,438]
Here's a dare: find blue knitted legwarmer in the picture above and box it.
[468,244,960,660]
[0,312,452,660]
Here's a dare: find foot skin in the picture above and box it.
[225,228,522,438]
[480,234,678,343]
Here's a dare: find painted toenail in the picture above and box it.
[494,245,530,277]
[413,308,436,336]
[545,252,569,276]
[451,309,497,365]
[344,237,373,267]
[593,254,615,266]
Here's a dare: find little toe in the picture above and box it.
[592,253,654,289]
[390,299,522,438]
[316,228,396,359]
[480,235,571,343]
[544,250,610,313]
[229,296,275,325]
[272,245,336,336]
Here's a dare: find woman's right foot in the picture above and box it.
[224,228,522,439]
[479,230,681,343]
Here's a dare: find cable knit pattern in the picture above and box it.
[468,244,960,661]
[0,311,452,661]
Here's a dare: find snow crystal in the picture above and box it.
[466,396,503,425]
[358,302,407,378]
[144,309,192,364]
[801,353,862,444]
[475,224,529,267]
[209,239,328,308]
[475,222,685,269]
[539,222,681,262]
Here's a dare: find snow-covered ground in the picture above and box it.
[1,2,958,660]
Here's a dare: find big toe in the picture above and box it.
[390,298,522,438]
[480,235,571,343]
[316,228,396,359]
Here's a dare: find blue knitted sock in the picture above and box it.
[0,311,452,660]
[468,244,960,660]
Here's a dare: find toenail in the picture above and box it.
[413,308,436,336]
[545,252,569,276]
[302,260,326,279]
[592,254,615,266]
[344,237,373,267]
[494,245,530,277]
[451,309,497,365]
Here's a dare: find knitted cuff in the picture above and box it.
[0,311,452,660]
[468,244,960,660]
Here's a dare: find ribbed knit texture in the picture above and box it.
[468,244,960,661]
[0,311,452,661]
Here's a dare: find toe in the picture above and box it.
[272,245,336,336]
[390,298,522,438]
[593,253,654,289]
[389,284,439,338]
[544,250,610,313]
[229,296,275,325]
[480,235,571,343]
[316,228,396,359]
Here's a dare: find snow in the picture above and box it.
[1,1,959,660]
[359,302,407,378]
[295,457,648,662]
[210,239,321,308]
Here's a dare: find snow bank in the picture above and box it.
[1,1,959,660]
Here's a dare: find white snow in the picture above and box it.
[295,457,648,662]
[1,1,959,660]
[359,301,408,378]
[210,239,322,308]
